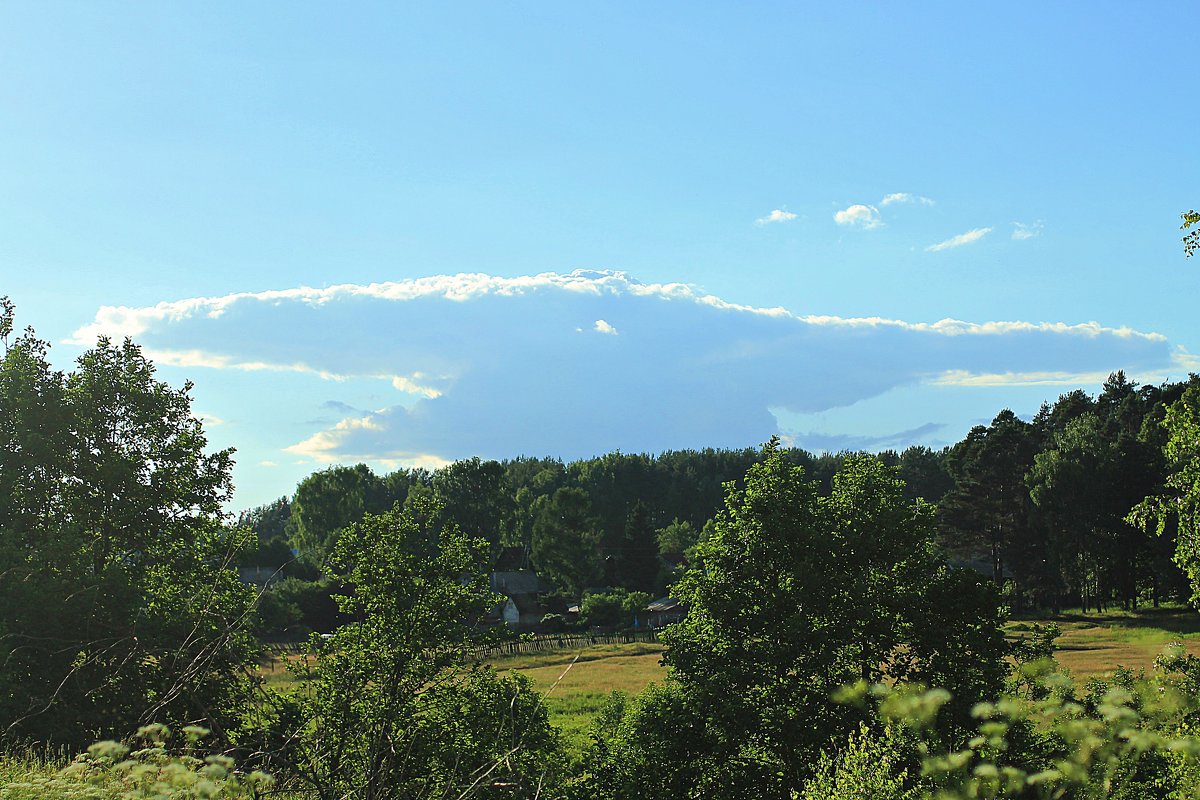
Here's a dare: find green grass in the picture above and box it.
[252,641,668,759]
[1009,606,1200,678]
[487,642,668,757]
[0,747,62,790]
[13,612,1200,787]
[247,610,1200,763]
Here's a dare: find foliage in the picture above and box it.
[586,441,1007,798]
[1184,209,1198,258]
[3,724,272,800]
[274,496,562,798]
[431,456,513,549]
[578,589,652,629]
[532,487,603,598]
[570,680,747,800]
[287,463,406,567]
[0,301,257,748]
[654,517,698,557]
[796,723,923,800]
[1129,385,1200,606]
[941,410,1038,586]
[831,648,1200,799]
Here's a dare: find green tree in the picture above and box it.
[644,441,1006,798]
[288,463,399,566]
[614,501,660,592]
[655,517,698,557]
[1129,385,1200,604]
[431,456,512,549]
[282,496,561,798]
[531,487,602,597]
[939,410,1039,586]
[1029,413,1126,612]
[0,302,256,747]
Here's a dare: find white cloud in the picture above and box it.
[259,459,278,467]
[881,192,935,206]
[926,227,993,252]
[284,415,385,461]
[929,369,1120,387]
[196,412,224,426]
[70,270,1175,465]
[1012,221,1044,240]
[756,209,798,225]
[834,204,882,229]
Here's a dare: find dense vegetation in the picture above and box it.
[11,212,1200,800]
[238,370,1199,634]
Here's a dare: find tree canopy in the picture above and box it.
[587,441,1007,798]
[0,301,256,747]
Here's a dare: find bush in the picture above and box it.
[3,725,272,800]
[797,724,922,800]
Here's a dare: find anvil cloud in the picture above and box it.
[69,270,1174,465]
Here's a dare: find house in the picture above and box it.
[644,596,686,628]
[488,546,551,629]
[237,565,284,588]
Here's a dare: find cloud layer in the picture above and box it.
[68,270,1174,464]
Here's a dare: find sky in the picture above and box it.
[1,3,1196,509]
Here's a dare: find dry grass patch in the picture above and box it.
[1011,608,1200,678]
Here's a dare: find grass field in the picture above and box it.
[10,610,1200,789]
[1015,607,1200,677]
[486,642,668,756]
[247,608,1200,760]
[481,608,1200,755]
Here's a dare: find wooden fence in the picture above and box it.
[467,629,659,660]
[268,629,660,661]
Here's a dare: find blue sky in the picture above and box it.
[2,3,1196,508]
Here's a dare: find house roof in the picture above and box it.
[646,596,682,613]
[491,570,544,595]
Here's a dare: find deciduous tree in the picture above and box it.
[0,301,256,747]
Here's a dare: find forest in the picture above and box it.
[239,368,1197,633]
[9,212,1200,798]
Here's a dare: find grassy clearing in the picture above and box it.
[486,642,668,756]
[1009,607,1200,678]
[252,641,668,758]
[10,613,1200,785]
[244,610,1200,761]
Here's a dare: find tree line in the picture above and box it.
[240,369,1199,621]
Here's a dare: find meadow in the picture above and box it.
[472,608,1200,758]
[1017,607,1200,675]
[252,608,1200,746]
[10,608,1199,795]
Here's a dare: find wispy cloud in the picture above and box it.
[68,270,1173,465]
[1012,221,1043,241]
[594,319,618,335]
[784,422,946,453]
[926,227,993,252]
[881,192,935,207]
[756,209,798,225]
[834,204,882,229]
[930,369,1120,387]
